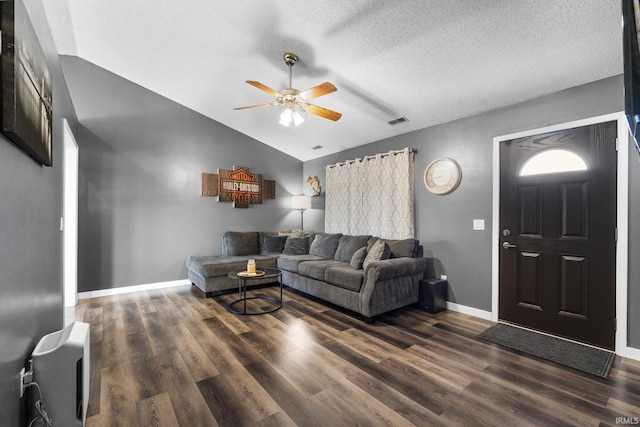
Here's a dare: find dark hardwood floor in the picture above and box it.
[74,284,640,426]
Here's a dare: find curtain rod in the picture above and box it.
[325,147,416,169]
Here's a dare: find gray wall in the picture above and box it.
[304,76,640,346]
[0,0,79,424]
[59,57,304,292]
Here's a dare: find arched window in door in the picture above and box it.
[519,149,588,176]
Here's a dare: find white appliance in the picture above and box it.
[32,321,90,426]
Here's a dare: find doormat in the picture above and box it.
[477,323,615,378]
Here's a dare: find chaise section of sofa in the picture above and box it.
[186,231,282,295]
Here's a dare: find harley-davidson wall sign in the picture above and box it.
[201,165,275,208]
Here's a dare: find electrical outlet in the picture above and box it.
[19,367,26,398]
[19,362,32,398]
[473,219,485,230]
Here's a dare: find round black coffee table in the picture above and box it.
[227,267,283,315]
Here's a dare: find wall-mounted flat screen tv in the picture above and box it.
[624,0,640,153]
[0,0,52,166]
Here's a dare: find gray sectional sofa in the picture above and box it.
[186,230,427,321]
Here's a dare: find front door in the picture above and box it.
[499,121,617,350]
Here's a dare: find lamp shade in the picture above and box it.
[291,195,311,210]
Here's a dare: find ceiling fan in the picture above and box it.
[234,52,342,126]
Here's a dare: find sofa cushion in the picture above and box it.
[277,254,325,273]
[383,238,419,258]
[333,235,371,262]
[221,231,259,256]
[350,246,368,269]
[308,233,342,259]
[363,239,391,269]
[298,259,346,281]
[283,236,310,255]
[186,255,276,278]
[325,265,365,292]
[260,234,288,254]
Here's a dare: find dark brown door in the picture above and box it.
[499,121,617,350]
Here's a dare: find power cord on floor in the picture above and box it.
[27,381,53,427]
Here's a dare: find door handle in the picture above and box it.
[502,242,517,249]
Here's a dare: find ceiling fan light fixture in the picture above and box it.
[279,107,305,127]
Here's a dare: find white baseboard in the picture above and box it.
[445,301,492,321]
[623,345,640,362]
[77,279,191,300]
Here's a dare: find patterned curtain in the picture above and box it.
[325,147,415,239]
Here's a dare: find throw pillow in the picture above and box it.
[260,234,288,255]
[383,238,419,258]
[283,236,310,255]
[308,233,342,259]
[362,239,391,269]
[221,231,259,256]
[350,247,368,269]
[334,235,372,262]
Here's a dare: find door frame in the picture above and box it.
[63,119,79,309]
[492,112,629,356]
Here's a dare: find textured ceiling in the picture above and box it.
[43,0,622,161]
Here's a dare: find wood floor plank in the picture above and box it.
[132,290,158,316]
[197,368,280,425]
[83,306,104,343]
[244,360,338,427]
[128,353,164,401]
[351,318,430,349]
[456,373,583,426]
[136,392,180,427]
[169,320,220,382]
[85,338,102,418]
[255,410,298,427]
[156,350,218,427]
[99,363,139,426]
[410,335,493,372]
[196,375,251,426]
[84,413,104,427]
[482,363,624,424]
[607,396,640,419]
[311,380,416,427]
[100,326,128,368]
[203,316,264,367]
[76,286,640,426]
[338,327,402,363]
[316,328,454,415]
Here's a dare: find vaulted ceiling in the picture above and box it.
[43,0,622,161]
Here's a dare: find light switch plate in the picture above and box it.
[473,219,485,230]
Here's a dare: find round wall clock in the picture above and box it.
[424,157,461,195]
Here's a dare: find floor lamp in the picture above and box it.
[291,195,311,230]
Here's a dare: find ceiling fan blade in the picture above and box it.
[233,103,274,110]
[304,104,342,121]
[299,82,337,100]
[246,80,279,97]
